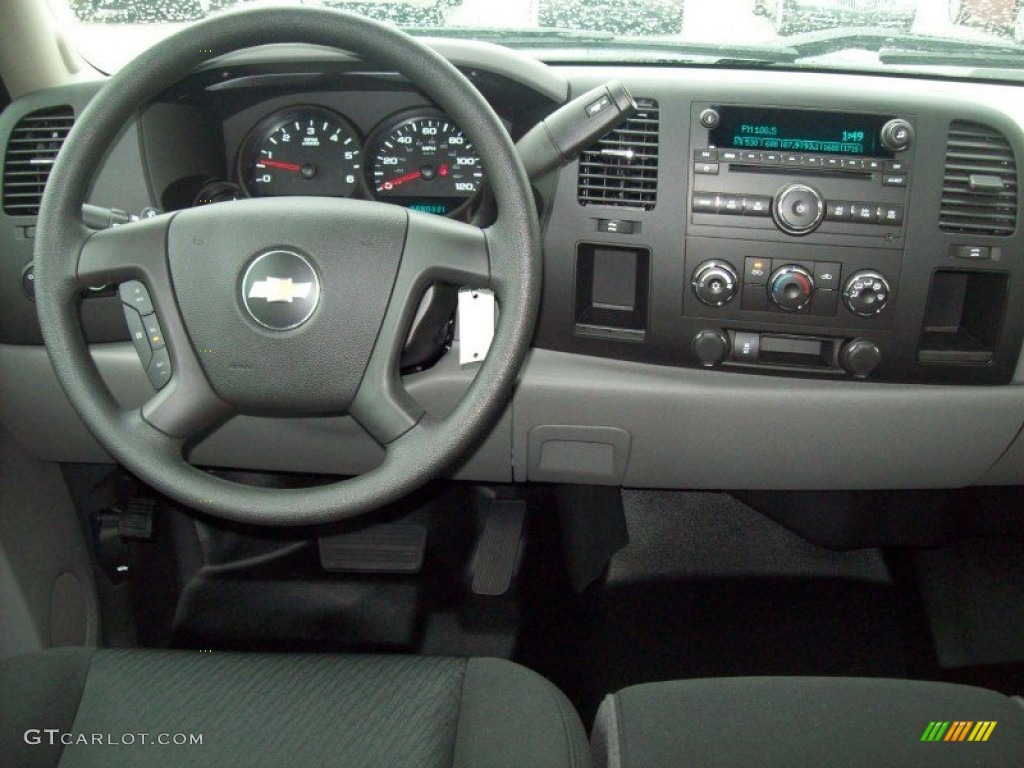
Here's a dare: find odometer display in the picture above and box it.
[368,114,484,215]
[240,107,363,198]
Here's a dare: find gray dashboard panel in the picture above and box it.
[512,349,1024,489]
[0,343,511,482]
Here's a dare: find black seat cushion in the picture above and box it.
[0,648,589,768]
[592,676,1024,768]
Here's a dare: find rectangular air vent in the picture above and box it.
[3,106,75,217]
[939,121,1018,237]
[578,98,659,210]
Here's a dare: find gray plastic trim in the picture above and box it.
[0,343,511,482]
[512,350,1024,490]
[0,426,99,661]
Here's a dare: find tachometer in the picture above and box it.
[239,107,363,198]
[368,114,484,215]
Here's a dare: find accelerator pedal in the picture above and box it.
[318,523,427,574]
[470,500,526,597]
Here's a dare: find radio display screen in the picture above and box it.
[708,107,894,158]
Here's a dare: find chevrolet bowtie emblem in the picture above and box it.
[248,277,314,303]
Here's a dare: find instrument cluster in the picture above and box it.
[234,105,486,217]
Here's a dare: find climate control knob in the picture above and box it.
[843,271,891,316]
[772,183,824,235]
[691,329,731,367]
[768,264,814,312]
[691,260,739,307]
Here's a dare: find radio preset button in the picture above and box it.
[692,193,718,213]
[843,158,864,170]
[742,196,772,216]
[773,183,825,235]
[719,195,743,215]
[851,203,876,223]
[825,201,852,221]
[804,155,822,167]
[721,149,740,162]
[741,151,761,162]
[784,153,803,165]
[824,157,842,168]
[763,152,783,164]
[876,205,904,225]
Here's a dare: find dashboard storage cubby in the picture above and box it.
[574,243,650,342]
[918,270,1009,365]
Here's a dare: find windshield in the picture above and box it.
[50,0,1024,77]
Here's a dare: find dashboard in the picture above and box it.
[2,41,1024,491]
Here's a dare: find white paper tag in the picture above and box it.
[458,288,496,366]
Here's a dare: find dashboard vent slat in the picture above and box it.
[3,106,75,217]
[578,98,659,210]
[939,121,1018,237]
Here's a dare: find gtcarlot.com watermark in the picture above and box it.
[25,730,203,747]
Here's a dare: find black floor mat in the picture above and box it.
[517,491,920,724]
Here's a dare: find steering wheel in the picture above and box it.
[33,7,540,526]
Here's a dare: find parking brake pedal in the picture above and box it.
[470,500,526,597]
[318,523,427,574]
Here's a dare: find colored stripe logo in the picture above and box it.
[921,721,997,742]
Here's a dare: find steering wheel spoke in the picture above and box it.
[349,213,490,444]
[77,214,173,287]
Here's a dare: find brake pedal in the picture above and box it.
[318,523,427,574]
[470,500,526,597]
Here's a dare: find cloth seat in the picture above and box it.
[592,676,1024,768]
[0,648,589,768]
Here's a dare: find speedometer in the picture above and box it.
[367,114,484,215]
[239,107,363,198]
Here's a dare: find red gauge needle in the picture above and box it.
[259,159,301,172]
[379,170,422,191]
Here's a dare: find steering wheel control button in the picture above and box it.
[880,118,914,152]
[691,329,730,367]
[142,314,165,350]
[692,260,739,307]
[768,264,815,312]
[123,307,153,368]
[147,348,172,390]
[843,271,891,317]
[772,183,824,235]
[119,280,154,315]
[242,249,321,331]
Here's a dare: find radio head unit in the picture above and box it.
[708,106,896,158]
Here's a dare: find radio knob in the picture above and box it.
[880,119,913,152]
[840,338,882,378]
[843,270,891,316]
[768,264,814,312]
[691,260,739,307]
[772,183,825,235]
[691,329,731,367]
